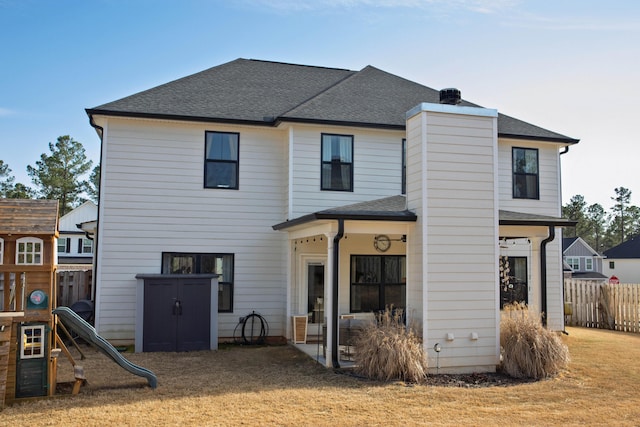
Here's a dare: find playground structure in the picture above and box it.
[1,199,155,409]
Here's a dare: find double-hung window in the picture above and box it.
[321,133,353,191]
[205,131,239,189]
[57,237,69,254]
[512,147,539,199]
[162,252,234,312]
[16,237,43,265]
[566,257,580,271]
[82,238,93,254]
[350,255,406,312]
[585,258,593,271]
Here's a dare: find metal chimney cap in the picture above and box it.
[439,88,461,105]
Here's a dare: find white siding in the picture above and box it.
[289,124,405,218]
[95,118,288,343]
[498,138,562,216]
[407,105,499,373]
[603,259,640,284]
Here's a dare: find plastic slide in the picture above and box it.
[53,306,158,388]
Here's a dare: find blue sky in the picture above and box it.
[1,0,638,209]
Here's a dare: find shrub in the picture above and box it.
[500,303,570,379]
[353,308,428,383]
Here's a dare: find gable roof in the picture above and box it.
[563,237,579,252]
[562,236,601,256]
[0,199,59,235]
[604,236,640,259]
[87,58,579,144]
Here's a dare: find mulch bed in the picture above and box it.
[338,368,536,388]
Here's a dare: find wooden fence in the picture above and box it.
[564,279,640,333]
[57,270,92,307]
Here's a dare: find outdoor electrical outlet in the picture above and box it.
[446,333,455,341]
[470,332,479,340]
[239,316,245,324]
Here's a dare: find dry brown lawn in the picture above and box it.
[2,326,640,426]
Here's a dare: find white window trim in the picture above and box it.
[584,257,594,271]
[0,237,3,264]
[16,237,44,265]
[566,257,580,271]
[20,324,46,359]
[82,238,93,254]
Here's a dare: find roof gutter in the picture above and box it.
[540,225,555,327]
[331,219,344,368]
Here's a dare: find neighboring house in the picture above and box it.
[562,237,607,281]
[603,236,640,283]
[0,199,59,404]
[56,201,97,307]
[57,201,97,267]
[85,58,578,373]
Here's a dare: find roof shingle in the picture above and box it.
[87,58,579,144]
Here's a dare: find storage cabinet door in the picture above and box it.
[143,278,211,352]
[143,280,179,352]
[177,278,211,352]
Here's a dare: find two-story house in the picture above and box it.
[562,237,607,281]
[57,201,97,307]
[86,58,577,373]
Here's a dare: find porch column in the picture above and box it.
[324,231,337,368]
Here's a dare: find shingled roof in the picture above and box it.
[87,58,579,144]
[604,236,640,259]
[0,199,59,235]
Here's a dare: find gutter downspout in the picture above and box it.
[559,144,570,334]
[540,225,555,327]
[332,219,344,368]
[88,114,104,324]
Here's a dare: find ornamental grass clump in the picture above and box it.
[353,308,428,383]
[500,303,570,380]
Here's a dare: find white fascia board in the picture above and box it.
[406,102,498,120]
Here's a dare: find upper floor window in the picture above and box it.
[162,252,234,313]
[16,237,43,265]
[321,133,353,191]
[609,261,615,269]
[512,147,539,199]
[401,139,406,195]
[585,258,593,271]
[58,237,69,254]
[566,257,580,271]
[205,131,239,189]
[82,238,93,254]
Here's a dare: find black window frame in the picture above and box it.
[401,138,407,195]
[350,255,406,313]
[161,252,234,313]
[512,147,539,199]
[204,131,240,190]
[321,133,354,192]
